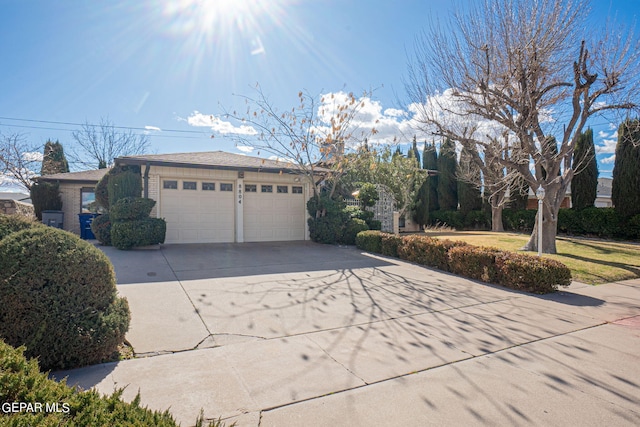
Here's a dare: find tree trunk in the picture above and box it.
[521,183,566,254]
[491,204,504,232]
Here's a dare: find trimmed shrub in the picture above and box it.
[463,209,491,230]
[627,214,640,240]
[91,213,112,246]
[341,218,369,245]
[0,227,130,370]
[95,171,111,210]
[107,170,142,206]
[111,218,167,250]
[110,197,156,222]
[30,182,63,220]
[397,234,468,271]
[502,209,537,232]
[448,245,502,283]
[0,213,44,241]
[558,208,582,234]
[0,340,228,426]
[368,219,382,230]
[380,233,403,257]
[355,230,384,253]
[495,253,572,294]
[307,194,349,244]
[430,210,464,230]
[579,207,621,237]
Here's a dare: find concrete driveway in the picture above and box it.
[54,242,640,426]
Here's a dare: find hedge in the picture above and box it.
[0,340,227,426]
[111,218,167,250]
[110,197,156,222]
[356,231,572,294]
[0,213,44,241]
[355,230,383,253]
[397,234,468,272]
[90,213,112,246]
[341,218,369,245]
[0,227,130,370]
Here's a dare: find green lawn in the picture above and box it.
[422,231,640,285]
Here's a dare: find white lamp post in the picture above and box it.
[536,186,545,257]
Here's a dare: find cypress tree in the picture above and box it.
[437,138,458,211]
[612,119,640,218]
[457,146,482,216]
[40,140,70,175]
[424,142,439,212]
[411,136,421,166]
[571,128,598,210]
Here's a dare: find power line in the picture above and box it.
[0,122,207,140]
[0,115,212,135]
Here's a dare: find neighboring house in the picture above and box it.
[34,168,109,235]
[114,151,324,244]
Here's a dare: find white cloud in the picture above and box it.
[236,145,254,153]
[22,151,43,162]
[145,125,161,131]
[596,138,618,154]
[608,122,617,130]
[598,130,609,138]
[601,154,616,164]
[187,111,257,135]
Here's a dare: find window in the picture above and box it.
[277,185,288,194]
[292,186,303,194]
[261,185,273,193]
[183,181,197,190]
[220,183,233,191]
[81,188,96,213]
[163,180,178,189]
[245,184,257,192]
[202,182,215,191]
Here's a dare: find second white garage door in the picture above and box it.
[160,179,235,244]
[243,183,306,242]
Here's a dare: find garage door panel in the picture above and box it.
[161,183,234,244]
[243,183,305,242]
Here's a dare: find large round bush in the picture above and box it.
[0,213,44,241]
[0,227,130,370]
[91,213,112,246]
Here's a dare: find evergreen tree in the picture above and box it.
[411,136,421,166]
[571,128,598,210]
[437,138,458,211]
[424,142,439,212]
[612,119,640,218]
[40,140,69,175]
[457,146,482,216]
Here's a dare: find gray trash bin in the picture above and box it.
[42,210,64,229]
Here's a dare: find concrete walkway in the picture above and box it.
[53,242,640,426]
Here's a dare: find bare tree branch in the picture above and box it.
[0,132,42,190]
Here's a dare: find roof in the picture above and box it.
[34,168,110,183]
[0,192,31,204]
[116,151,330,174]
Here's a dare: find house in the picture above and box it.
[0,192,33,217]
[524,177,614,209]
[33,168,110,235]
[36,151,325,244]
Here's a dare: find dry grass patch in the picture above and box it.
[423,231,640,285]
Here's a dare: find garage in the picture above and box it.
[115,151,322,244]
[243,182,306,242]
[160,178,235,244]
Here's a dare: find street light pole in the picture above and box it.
[536,186,545,257]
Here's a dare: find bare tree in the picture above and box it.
[70,118,149,169]
[0,132,42,190]
[407,0,640,253]
[220,86,377,201]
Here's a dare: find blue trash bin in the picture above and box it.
[78,213,98,240]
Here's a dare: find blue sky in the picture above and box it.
[1,0,638,188]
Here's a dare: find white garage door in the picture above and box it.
[243,183,306,242]
[160,179,235,244]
